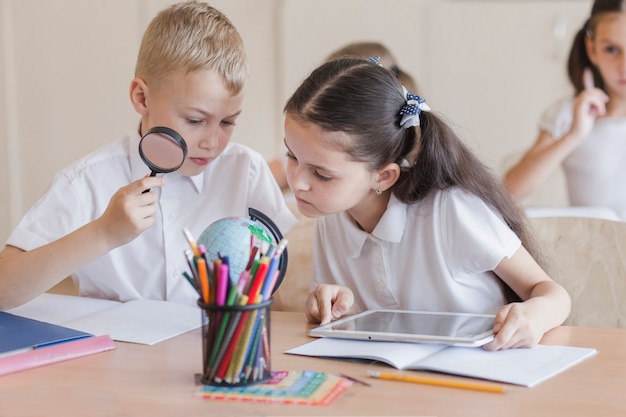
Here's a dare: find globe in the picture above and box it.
[197,216,275,284]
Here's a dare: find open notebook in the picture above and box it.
[8,293,202,345]
[286,337,597,388]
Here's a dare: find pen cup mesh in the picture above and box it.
[197,298,273,386]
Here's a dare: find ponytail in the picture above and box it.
[394,112,541,262]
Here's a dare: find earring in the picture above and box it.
[375,188,382,196]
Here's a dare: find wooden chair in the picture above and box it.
[47,277,78,296]
[272,201,314,312]
[528,216,626,328]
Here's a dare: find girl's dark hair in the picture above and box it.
[568,0,626,93]
[284,58,539,260]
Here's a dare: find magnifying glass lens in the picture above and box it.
[139,127,188,175]
[138,126,188,193]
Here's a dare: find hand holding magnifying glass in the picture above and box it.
[138,126,188,193]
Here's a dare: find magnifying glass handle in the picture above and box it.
[142,170,158,194]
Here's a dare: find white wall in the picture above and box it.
[0,0,592,244]
[278,0,590,207]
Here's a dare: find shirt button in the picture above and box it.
[378,280,385,289]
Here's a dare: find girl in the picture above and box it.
[283,58,571,351]
[505,0,626,219]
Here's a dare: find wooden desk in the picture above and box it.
[1,311,625,417]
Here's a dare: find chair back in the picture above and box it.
[272,200,314,312]
[528,216,626,328]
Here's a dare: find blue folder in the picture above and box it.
[0,312,92,354]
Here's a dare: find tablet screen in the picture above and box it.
[308,309,495,346]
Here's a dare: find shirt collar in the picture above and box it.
[128,132,204,194]
[342,193,408,257]
[372,193,407,242]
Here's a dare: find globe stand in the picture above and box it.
[248,207,288,294]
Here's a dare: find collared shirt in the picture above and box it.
[540,97,626,220]
[312,188,521,315]
[7,133,296,306]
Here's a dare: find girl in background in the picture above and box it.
[325,41,419,93]
[283,58,570,351]
[505,0,626,219]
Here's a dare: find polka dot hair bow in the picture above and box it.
[365,56,381,65]
[399,86,431,128]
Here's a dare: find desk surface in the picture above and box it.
[1,311,625,417]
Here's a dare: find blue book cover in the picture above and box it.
[0,312,92,355]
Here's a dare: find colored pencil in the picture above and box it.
[367,370,504,394]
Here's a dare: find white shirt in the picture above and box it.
[312,188,521,315]
[7,133,296,306]
[540,97,626,219]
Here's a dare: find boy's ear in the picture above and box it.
[129,77,149,116]
[375,162,401,192]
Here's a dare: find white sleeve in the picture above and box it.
[6,172,90,250]
[439,189,521,275]
[538,97,574,140]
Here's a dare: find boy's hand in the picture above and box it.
[97,176,164,249]
[483,302,543,351]
[306,283,354,325]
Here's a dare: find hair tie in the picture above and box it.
[365,56,382,66]
[399,86,431,129]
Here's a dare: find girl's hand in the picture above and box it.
[569,68,608,142]
[482,302,544,351]
[306,283,354,325]
[96,176,164,249]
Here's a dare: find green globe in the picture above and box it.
[197,216,274,282]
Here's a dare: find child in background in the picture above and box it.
[325,41,419,93]
[505,0,626,219]
[283,58,570,350]
[0,1,295,310]
[269,41,418,190]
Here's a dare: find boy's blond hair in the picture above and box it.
[135,1,247,94]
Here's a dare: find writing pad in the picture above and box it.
[308,309,495,347]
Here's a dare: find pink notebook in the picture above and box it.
[0,334,115,377]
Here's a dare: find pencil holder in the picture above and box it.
[198,298,273,386]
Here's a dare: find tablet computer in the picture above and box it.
[307,309,495,347]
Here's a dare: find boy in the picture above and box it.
[0,1,295,310]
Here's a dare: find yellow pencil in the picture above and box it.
[367,370,505,394]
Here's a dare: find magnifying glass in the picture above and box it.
[138,126,188,192]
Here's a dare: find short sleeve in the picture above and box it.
[439,189,521,275]
[7,172,90,250]
[538,97,574,139]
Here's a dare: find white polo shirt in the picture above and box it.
[312,188,521,315]
[7,133,296,306]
